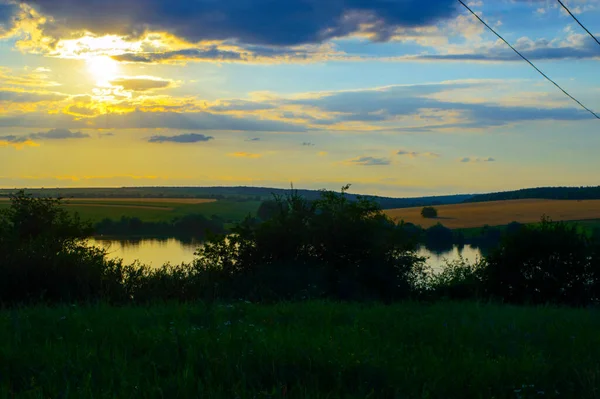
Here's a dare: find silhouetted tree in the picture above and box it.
[421,206,438,219]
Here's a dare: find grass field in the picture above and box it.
[384,199,600,229]
[2,301,600,398]
[0,198,261,223]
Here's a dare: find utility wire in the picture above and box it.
[457,0,600,120]
[557,0,600,49]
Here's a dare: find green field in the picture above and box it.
[2,301,599,398]
[0,199,262,224]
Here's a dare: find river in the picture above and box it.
[89,237,483,271]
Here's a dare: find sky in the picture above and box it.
[0,0,599,197]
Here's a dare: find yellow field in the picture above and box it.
[0,197,216,205]
[384,199,600,229]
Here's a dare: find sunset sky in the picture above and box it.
[0,0,599,197]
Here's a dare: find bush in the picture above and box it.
[426,258,486,300]
[483,216,599,306]
[421,206,438,218]
[0,191,121,304]
[195,185,427,302]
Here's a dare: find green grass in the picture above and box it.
[2,301,600,398]
[0,200,262,224]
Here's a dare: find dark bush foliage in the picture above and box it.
[195,185,427,302]
[421,206,438,219]
[0,191,118,304]
[482,217,600,306]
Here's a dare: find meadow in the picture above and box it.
[0,197,261,224]
[2,301,599,398]
[384,199,600,229]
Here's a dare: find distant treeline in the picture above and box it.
[94,215,226,238]
[0,186,473,209]
[466,186,600,203]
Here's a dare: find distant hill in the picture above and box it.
[465,186,600,203]
[0,186,473,210]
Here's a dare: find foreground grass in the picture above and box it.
[2,302,600,398]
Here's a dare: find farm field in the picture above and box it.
[2,301,600,398]
[384,199,600,229]
[0,197,261,223]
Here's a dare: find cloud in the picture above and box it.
[345,156,391,166]
[109,77,173,92]
[245,137,261,142]
[0,90,65,103]
[229,152,262,158]
[459,157,496,163]
[0,129,90,143]
[110,43,349,65]
[0,135,39,150]
[0,2,18,37]
[397,149,441,158]
[83,110,307,132]
[148,133,214,143]
[22,0,460,46]
[29,128,90,139]
[285,82,593,130]
[409,34,600,62]
[302,142,315,146]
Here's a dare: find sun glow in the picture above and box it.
[86,56,120,86]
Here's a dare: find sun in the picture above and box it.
[86,56,120,86]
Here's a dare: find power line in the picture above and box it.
[557,0,600,49]
[457,0,600,120]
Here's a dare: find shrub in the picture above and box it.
[426,258,486,300]
[421,206,438,219]
[483,216,598,306]
[195,185,427,302]
[0,191,121,304]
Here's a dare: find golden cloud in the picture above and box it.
[0,139,39,150]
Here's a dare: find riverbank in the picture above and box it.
[2,301,599,398]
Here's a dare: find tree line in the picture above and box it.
[466,186,600,203]
[2,188,600,307]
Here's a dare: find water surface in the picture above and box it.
[89,237,483,271]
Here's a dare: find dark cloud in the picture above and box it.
[302,142,315,146]
[346,156,391,166]
[413,36,600,62]
[111,44,342,64]
[30,128,90,139]
[0,128,89,143]
[109,77,172,91]
[0,134,29,143]
[23,0,459,46]
[209,100,276,112]
[112,47,244,63]
[245,137,261,141]
[0,2,18,35]
[460,157,495,163]
[0,90,65,103]
[288,83,593,128]
[84,110,307,132]
[397,150,419,157]
[148,133,214,143]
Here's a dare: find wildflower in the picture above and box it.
[224,321,231,326]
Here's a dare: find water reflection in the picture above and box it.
[88,237,202,267]
[89,237,483,271]
[417,244,483,272]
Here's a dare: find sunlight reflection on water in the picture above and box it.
[88,238,482,271]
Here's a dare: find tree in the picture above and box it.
[421,206,438,219]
